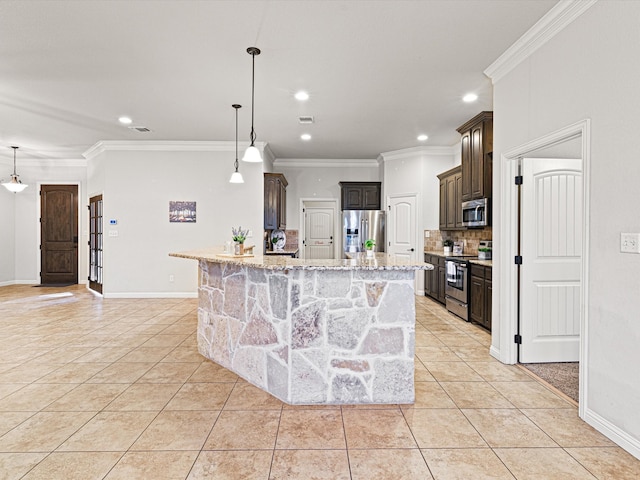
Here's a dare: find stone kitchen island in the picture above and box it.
[169,247,431,405]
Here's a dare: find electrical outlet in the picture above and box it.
[620,233,640,253]
[169,275,174,282]
[108,230,118,237]
[424,231,430,238]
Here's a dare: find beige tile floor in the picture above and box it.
[0,284,639,479]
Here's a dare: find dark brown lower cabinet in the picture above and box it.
[470,263,492,330]
[424,253,446,305]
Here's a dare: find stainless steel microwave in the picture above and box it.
[462,198,489,227]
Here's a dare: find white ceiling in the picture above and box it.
[0,0,558,162]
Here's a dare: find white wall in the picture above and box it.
[0,186,15,285]
[382,147,457,231]
[275,161,381,230]
[492,0,640,457]
[3,161,88,284]
[87,143,263,297]
[382,147,457,294]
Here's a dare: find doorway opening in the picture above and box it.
[499,119,590,416]
[40,184,79,285]
[88,194,103,294]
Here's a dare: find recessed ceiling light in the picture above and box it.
[417,134,428,141]
[294,91,309,101]
[463,93,478,103]
[300,133,311,141]
[118,116,133,125]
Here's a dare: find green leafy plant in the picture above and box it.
[443,239,454,248]
[364,238,376,250]
[232,226,248,243]
[478,247,492,252]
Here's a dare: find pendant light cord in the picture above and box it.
[232,104,242,172]
[246,47,261,147]
[12,146,18,175]
[250,51,256,146]
[235,106,239,172]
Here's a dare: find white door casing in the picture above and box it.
[387,194,417,262]
[304,206,335,259]
[520,158,583,363]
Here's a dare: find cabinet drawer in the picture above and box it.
[470,264,485,278]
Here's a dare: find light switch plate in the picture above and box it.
[620,233,640,253]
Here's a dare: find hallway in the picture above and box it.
[0,285,638,479]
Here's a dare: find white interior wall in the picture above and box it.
[7,162,88,284]
[87,144,263,297]
[492,0,640,457]
[275,162,381,230]
[382,147,457,294]
[0,188,15,285]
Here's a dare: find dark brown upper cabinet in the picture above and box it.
[437,166,464,230]
[457,111,493,202]
[264,173,288,230]
[339,182,381,210]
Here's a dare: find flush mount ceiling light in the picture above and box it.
[300,133,311,141]
[417,134,428,141]
[463,93,478,103]
[294,91,309,101]
[118,116,133,125]
[1,146,28,193]
[229,104,244,184]
[242,47,263,163]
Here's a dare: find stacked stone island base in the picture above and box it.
[170,248,431,405]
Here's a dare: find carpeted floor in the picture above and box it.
[521,362,579,403]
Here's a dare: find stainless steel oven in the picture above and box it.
[445,257,470,321]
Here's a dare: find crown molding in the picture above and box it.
[484,0,598,84]
[380,145,457,162]
[83,140,267,160]
[273,158,380,168]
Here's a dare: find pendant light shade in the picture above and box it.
[2,147,28,193]
[242,46,263,163]
[229,104,244,184]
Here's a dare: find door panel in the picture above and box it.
[89,194,103,293]
[388,195,416,262]
[304,207,334,259]
[520,158,582,363]
[40,185,78,285]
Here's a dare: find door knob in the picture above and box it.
[407,248,415,252]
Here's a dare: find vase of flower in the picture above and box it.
[232,226,248,256]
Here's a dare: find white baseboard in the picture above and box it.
[0,280,88,287]
[0,279,39,287]
[103,292,198,299]
[584,408,640,460]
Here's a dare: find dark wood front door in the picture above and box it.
[40,184,78,285]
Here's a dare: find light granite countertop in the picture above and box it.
[469,259,493,267]
[170,247,432,271]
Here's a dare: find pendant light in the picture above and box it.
[2,146,28,193]
[229,104,244,184]
[242,46,263,163]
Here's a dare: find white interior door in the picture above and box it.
[387,195,417,262]
[520,158,582,363]
[304,207,335,259]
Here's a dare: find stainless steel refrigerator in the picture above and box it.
[341,210,385,257]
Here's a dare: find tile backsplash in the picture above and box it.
[424,228,492,255]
